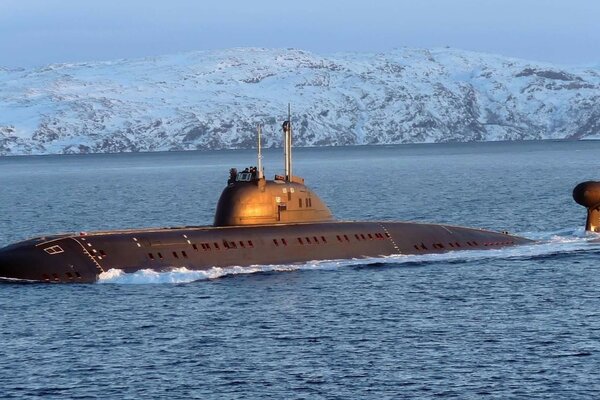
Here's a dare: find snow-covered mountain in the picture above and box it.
[1,47,599,155]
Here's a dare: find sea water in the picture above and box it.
[1,141,600,398]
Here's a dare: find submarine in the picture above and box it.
[3,110,593,283]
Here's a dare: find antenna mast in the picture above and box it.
[257,124,264,179]
[282,103,293,181]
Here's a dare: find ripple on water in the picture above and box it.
[3,142,600,398]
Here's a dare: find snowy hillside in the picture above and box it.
[0,47,599,155]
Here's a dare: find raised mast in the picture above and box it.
[257,124,264,179]
[283,103,293,181]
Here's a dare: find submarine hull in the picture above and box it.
[0,221,531,283]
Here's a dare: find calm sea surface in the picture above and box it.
[1,141,600,399]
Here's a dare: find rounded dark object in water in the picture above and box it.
[573,181,600,208]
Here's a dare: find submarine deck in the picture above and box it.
[23,220,526,247]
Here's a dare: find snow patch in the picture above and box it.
[1,47,599,155]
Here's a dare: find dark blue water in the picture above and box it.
[2,141,600,398]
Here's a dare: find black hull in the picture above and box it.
[0,221,532,283]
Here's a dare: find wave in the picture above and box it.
[97,228,600,284]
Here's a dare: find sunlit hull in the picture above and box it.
[0,221,531,283]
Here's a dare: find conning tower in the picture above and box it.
[214,107,334,227]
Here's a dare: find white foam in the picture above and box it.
[96,231,600,284]
[97,262,342,284]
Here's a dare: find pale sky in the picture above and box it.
[0,0,598,67]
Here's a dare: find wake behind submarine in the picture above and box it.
[0,113,595,283]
